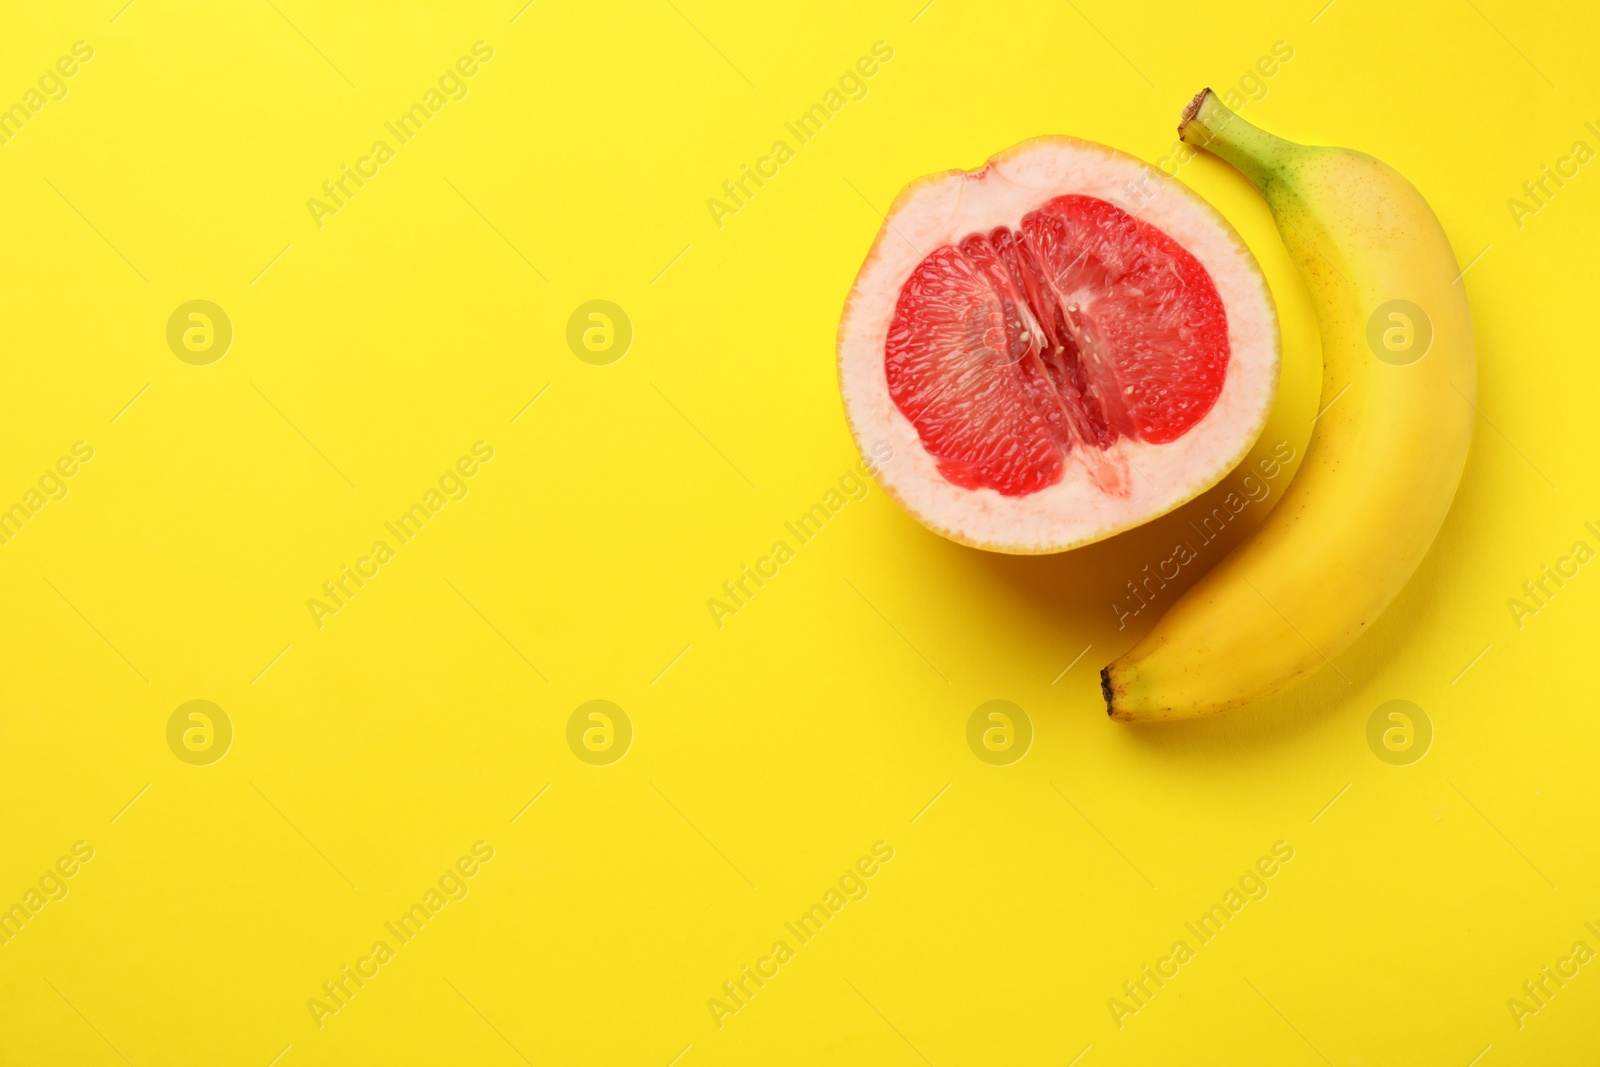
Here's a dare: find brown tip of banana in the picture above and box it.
[1178,88,1212,138]
[1101,666,1136,722]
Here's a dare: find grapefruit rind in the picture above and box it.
[837,136,1280,555]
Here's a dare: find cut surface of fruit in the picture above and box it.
[838,137,1279,553]
[887,195,1231,498]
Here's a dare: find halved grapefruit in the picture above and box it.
[838,137,1279,554]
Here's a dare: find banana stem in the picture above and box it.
[1177,89,1303,197]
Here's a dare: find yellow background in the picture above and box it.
[1,0,1596,1063]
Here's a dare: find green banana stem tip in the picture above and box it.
[1176,88,1295,194]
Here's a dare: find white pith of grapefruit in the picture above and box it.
[837,136,1280,554]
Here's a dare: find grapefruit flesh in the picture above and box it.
[838,137,1278,553]
[887,196,1230,497]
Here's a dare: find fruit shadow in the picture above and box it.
[964,469,1374,759]
[1104,571,1454,767]
[975,538,1463,772]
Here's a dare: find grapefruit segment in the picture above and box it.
[839,137,1279,554]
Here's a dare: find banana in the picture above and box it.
[1101,90,1476,721]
